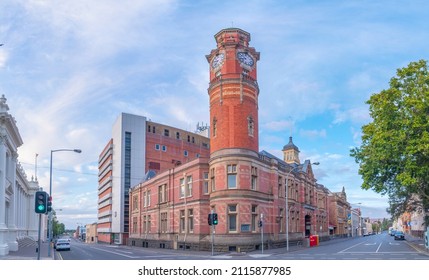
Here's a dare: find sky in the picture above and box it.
[1,0,428,230]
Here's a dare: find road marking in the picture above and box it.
[389,242,400,245]
[92,247,140,258]
[250,254,272,258]
[212,255,232,259]
[376,242,382,252]
[338,241,366,253]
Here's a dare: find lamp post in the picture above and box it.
[285,161,319,252]
[47,148,81,257]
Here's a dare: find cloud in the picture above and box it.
[299,129,327,139]
[331,105,371,125]
[0,48,6,68]
[263,120,294,132]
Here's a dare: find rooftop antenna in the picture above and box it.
[35,153,38,181]
[289,116,294,137]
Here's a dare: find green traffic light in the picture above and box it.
[38,205,45,211]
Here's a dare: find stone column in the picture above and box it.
[0,132,9,255]
[7,152,18,251]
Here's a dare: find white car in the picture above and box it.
[55,239,71,251]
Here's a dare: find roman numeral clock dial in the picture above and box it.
[237,52,254,67]
[211,53,225,69]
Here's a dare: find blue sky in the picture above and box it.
[1,0,428,229]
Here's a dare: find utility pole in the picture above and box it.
[260,213,264,254]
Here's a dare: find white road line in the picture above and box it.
[92,247,140,258]
[338,241,366,253]
[376,242,382,252]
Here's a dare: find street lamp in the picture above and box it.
[285,161,319,252]
[47,148,81,257]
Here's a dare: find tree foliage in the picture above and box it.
[350,60,429,224]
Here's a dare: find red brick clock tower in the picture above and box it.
[206,28,260,156]
[206,28,263,240]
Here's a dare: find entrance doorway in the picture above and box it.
[305,215,311,237]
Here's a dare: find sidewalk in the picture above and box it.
[0,239,55,260]
[404,233,429,255]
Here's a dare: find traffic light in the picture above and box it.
[212,213,218,225]
[47,196,52,212]
[35,191,48,214]
[258,220,263,228]
[208,213,213,225]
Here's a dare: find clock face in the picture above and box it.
[237,52,254,67]
[211,53,225,68]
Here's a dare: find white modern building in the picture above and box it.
[0,95,45,256]
[97,113,147,245]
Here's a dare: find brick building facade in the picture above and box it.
[128,28,335,252]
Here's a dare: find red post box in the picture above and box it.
[309,235,318,247]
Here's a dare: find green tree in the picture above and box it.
[381,218,391,231]
[51,210,65,237]
[350,59,429,226]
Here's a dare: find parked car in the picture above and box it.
[394,231,405,240]
[390,230,396,236]
[55,238,71,251]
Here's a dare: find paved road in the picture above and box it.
[2,232,428,260]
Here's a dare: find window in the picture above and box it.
[162,145,167,152]
[251,205,257,232]
[228,205,237,232]
[164,129,169,137]
[155,144,160,150]
[278,176,283,197]
[143,215,151,233]
[147,190,151,206]
[212,117,217,137]
[187,135,191,142]
[202,142,209,148]
[227,164,237,189]
[132,217,137,234]
[158,184,167,204]
[152,126,156,133]
[180,210,185,233]
[143,192,147,207]
[186,175,192,197]
[176,132,180,139]
[203,172,209,194]
[251,166,257,190]
[148,125,151,132]
[196,153,200,158]
[180,178,185,198]
[248,116,254,136]
[124,132,132,233]
[132,195,138,211]
[184,150,188,157]
[210,168,216,191]
[279,208,284,233]
[160,212,167,233]
[192,136,195,143]
[188,209,194,232]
